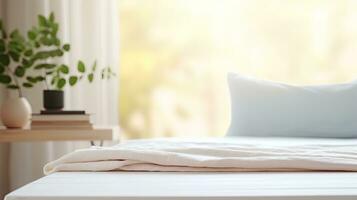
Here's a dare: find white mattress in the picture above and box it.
[5,171,357,200]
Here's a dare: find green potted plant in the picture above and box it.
[26,13,115,110]
[0,12,115,128]
[38,60,115,110]
[0,19,36,128]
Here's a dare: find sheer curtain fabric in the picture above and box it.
[0,0,119,195]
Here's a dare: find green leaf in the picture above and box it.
[23,59,33,68]
[34,63,56,70]
[35,63,56,69]
[37,49,63,58]
[26,77,37,83]
[52,49,63,57]
[0,65,4,74]
[26,76,45,83]
[49,37,58,46]
[26,76,43,83]
[7,84,19,89]
[32,51,52,60]
[46,71,54,75]
[38,15,47,27]
[0,39,5,52]
[59,64,69,74]
[0,74,11,84]
[91,61,97,72]
[8,41,24,53]
[39,28,49,35]
[40,36,52,46]
[69,76,78,86]
[51,23,59,35]
[9,51,20,62]
[14,66,25,77]
[10,30,19,39]
[49,12,55,22]
[51,76,57,85]
[27,30,36,40]
[22,82,33,88]
[35,41,40,48]
[22,58,29,65]
[57,78,66,89]
[1,30,7,39]
[44,64,57,69]
[87,73,94,82]
[24,49,33,57]
[35,76,45,81]
[54,38,60,46]
[63,44,70,51]
[77,60,85,73]
[0,54,10,65]
[0,20,7,39]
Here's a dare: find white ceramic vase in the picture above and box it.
[1,97,32,128]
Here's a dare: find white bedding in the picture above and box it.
[7,138,357,200]
[44,137,357,174]
[6,171,357,200]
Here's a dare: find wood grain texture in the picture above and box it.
[0,128,119,142]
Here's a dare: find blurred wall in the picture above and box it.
[0,1,10,199]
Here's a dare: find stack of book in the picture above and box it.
[31,110,93,130]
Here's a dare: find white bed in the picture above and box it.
[6,171,357,200]
[6,137,357,200]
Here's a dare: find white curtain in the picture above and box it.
[0,0,119,197]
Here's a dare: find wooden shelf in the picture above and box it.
[0,127,119,142]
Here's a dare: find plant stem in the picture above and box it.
[45,78,49,89]
[14,76,23,97]
[43,71,50,90]
[10,71,22,97]
[5,66,22,97]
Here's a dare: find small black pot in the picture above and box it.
[43,90,64,110]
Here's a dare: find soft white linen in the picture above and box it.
[44,138,357,174]
[6,172,357,200]
[227,72,357,138]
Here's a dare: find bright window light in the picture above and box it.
[119,0,357,139]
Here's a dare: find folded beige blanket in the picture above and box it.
[44,138,357,175]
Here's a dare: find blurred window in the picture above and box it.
[119,0,357,139]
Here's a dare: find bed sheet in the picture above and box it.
[5,171,357,200]
[6,137,357,200]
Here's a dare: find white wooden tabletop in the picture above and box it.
[0,126,120,142]
[5,171,357,200]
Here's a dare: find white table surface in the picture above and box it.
[5,171,357,200]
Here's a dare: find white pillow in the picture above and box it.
[227,72,357,138]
